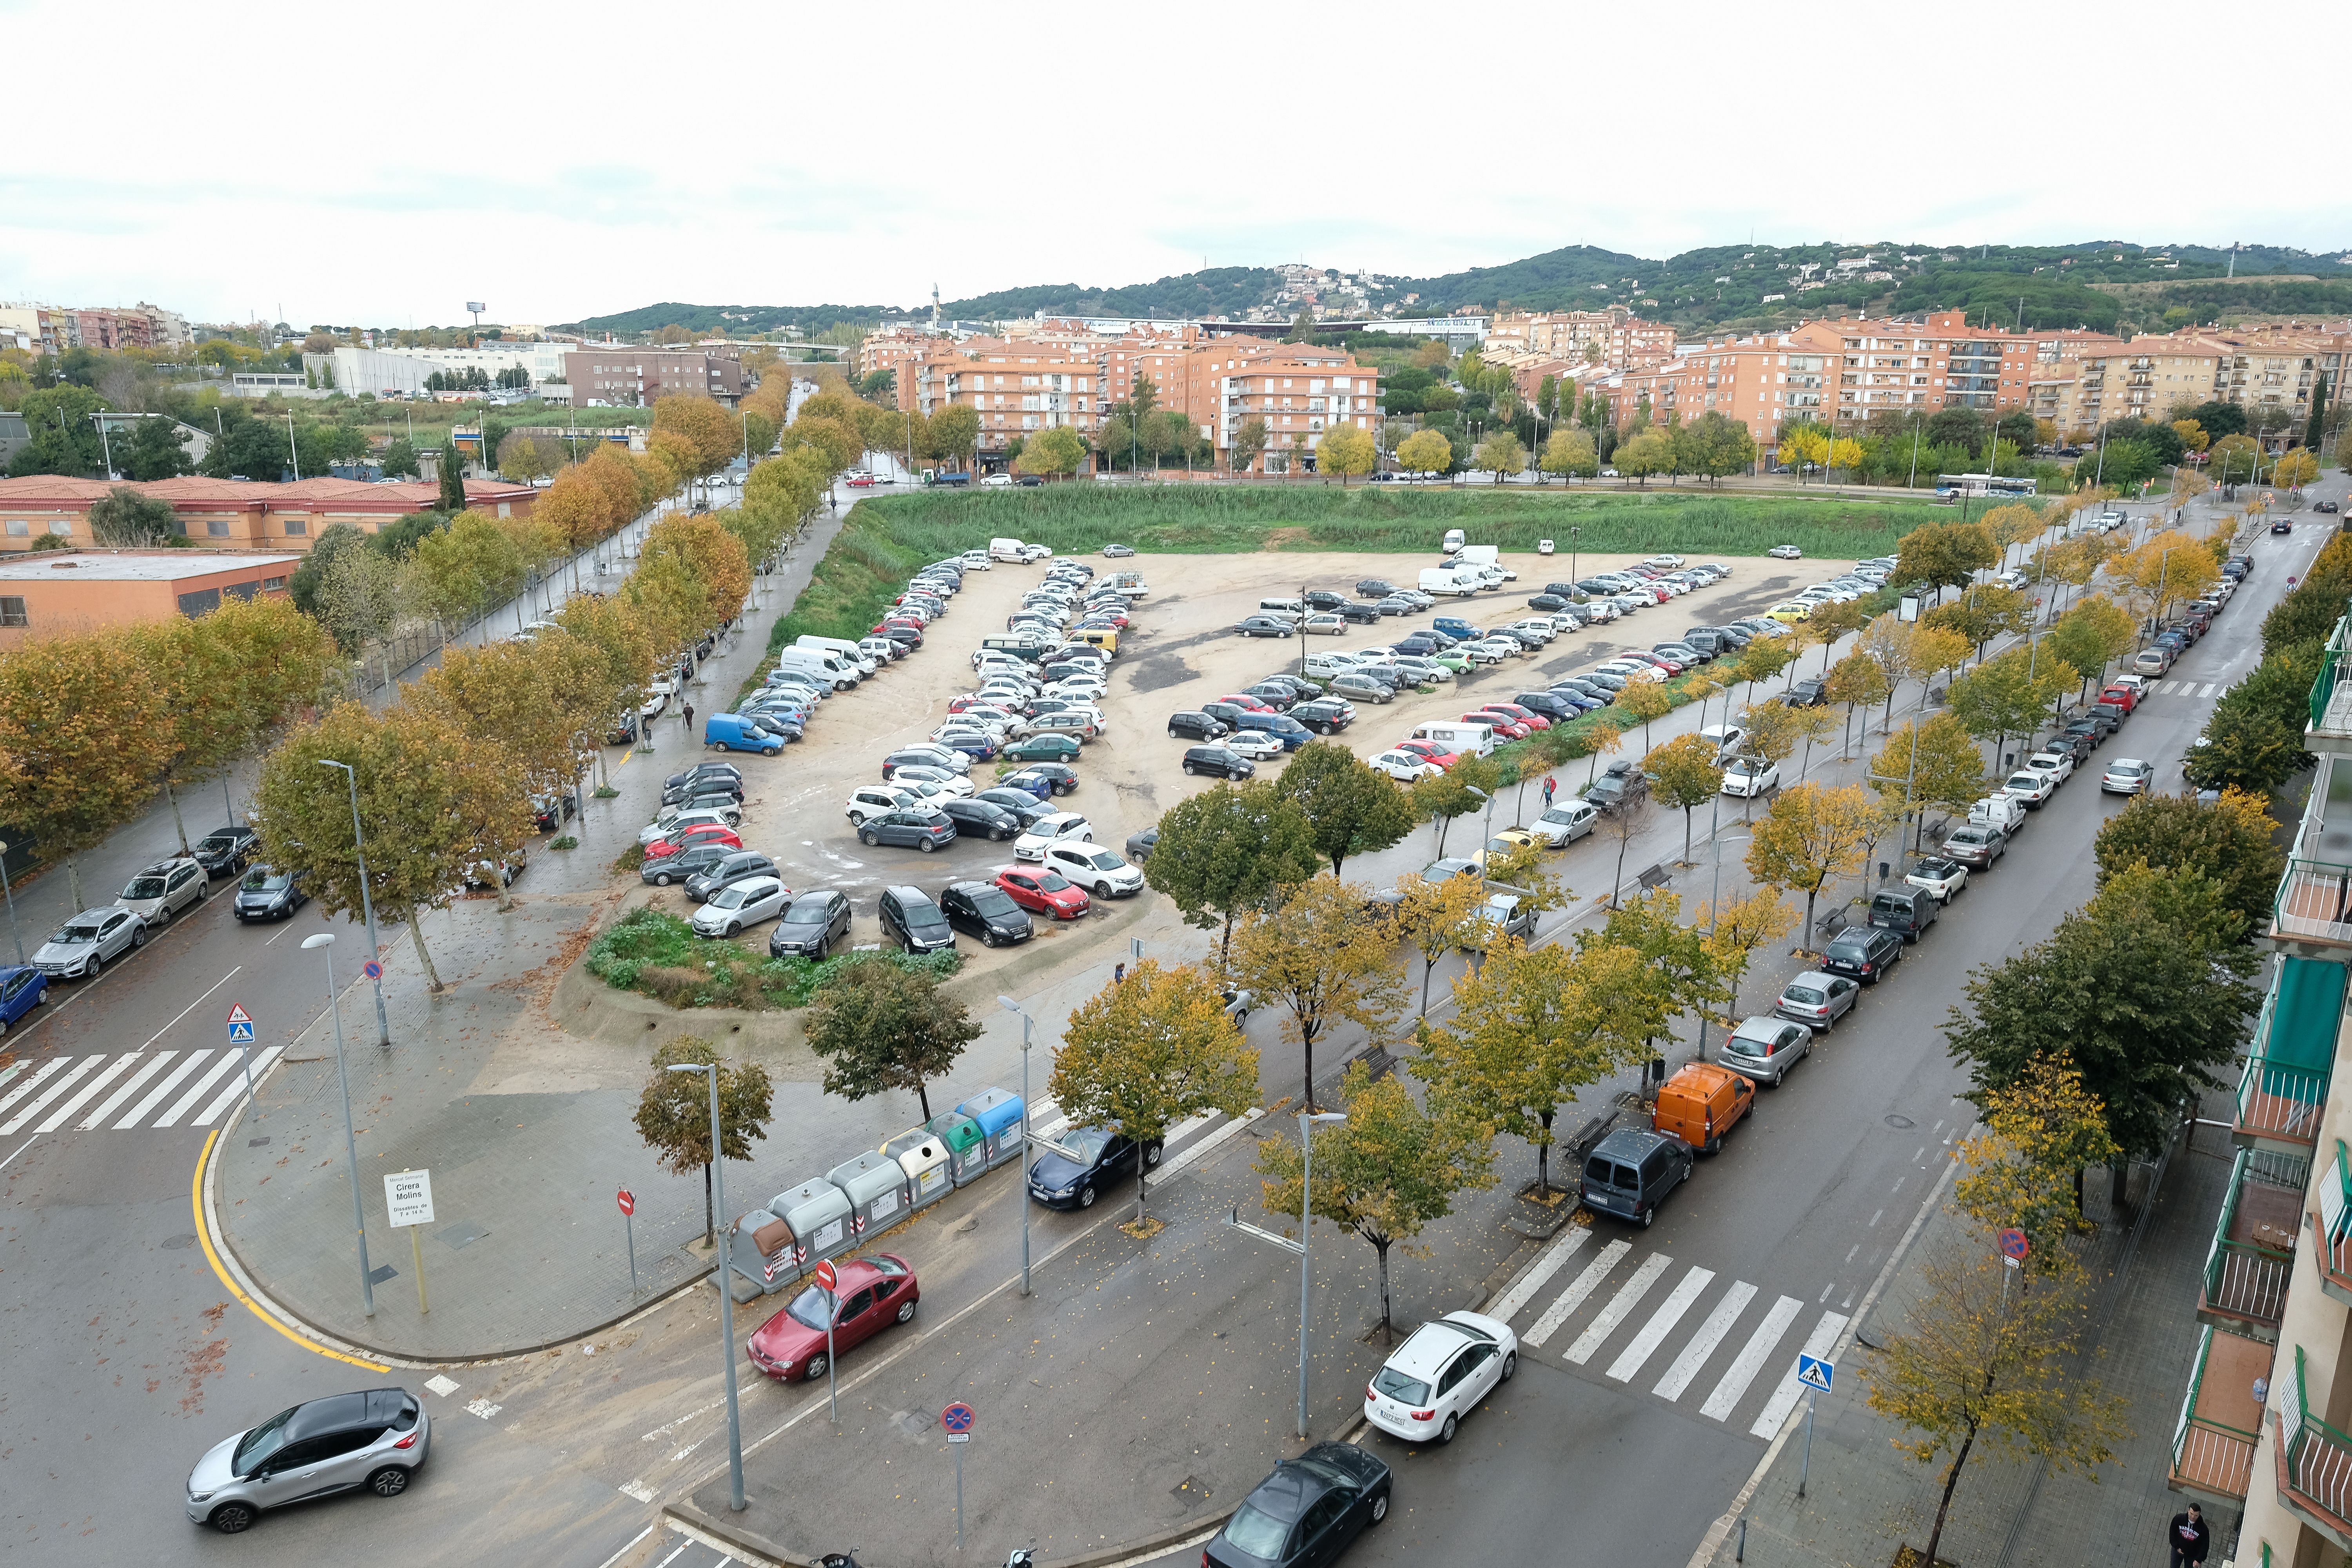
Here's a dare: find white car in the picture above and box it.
[1363,1309,1518,1446]
[1597,659,1670,683]
[691,876,792,938]
[1222,731,1287,761]
[2101,757,2154,795]
[1370,750,1442,783]
[1697,724,1746,759]
[1530,799,1599,845]
[980,473,1016,486]
[1044,842,1143,898]
[1014,812,1093,862]
[1768,544,1802,560]
[1460,640,1513,665]
[887,766,973,798]
[117,857,209,927]
[1996,771,2055,808]
[1304,652,1364,679]
[845,785,918,826]
[33,906,145,980]
[1906,856,1969,901]
[887,744,967,775]
[2022,750,2074,786]
[1506,619,1557,644]
[640,805,741,846]
[1720,758,1781,798]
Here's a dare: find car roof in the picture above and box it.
[1385,1318,1479,1377]
[1731,1014,1796,1038]
[1781,971,1838,989]
[1593,1127,1672,1161]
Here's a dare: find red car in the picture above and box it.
[747,1254,920,1382]
[1218,694,1274,713]
[1628,651,1683,673]
[1463,711,1529,739]
[848,475,878,487]
[2098,684,2138,713]
[1481,702,1550,730]
[646,823,742,859]
[994,865,1090,920]
[1397,739,1460,768]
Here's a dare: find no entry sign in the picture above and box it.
[617,1188,635,1217]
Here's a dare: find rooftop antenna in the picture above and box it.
[931,283,940,327]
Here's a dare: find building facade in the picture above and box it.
[563,348,745,407]
[0,475,538,554]
[901,340,1107,463]
[0,551,301,647]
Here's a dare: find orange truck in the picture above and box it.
[1652,1062,1755,1155]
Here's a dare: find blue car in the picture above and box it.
[934,731,1000,761]
[0,965,48,1036]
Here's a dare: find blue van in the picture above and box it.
[1433,616,1480,642]
[1235,711,1314,751]
[704,715,785,756]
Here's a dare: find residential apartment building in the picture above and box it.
[2029,340,2225,439]
[2170,636,2352,1565]
[2199,330,2348,432]
[1485,310,1676,370]
[900,339,1108,463]
[0,301,190,354]
[1600,338,1795,448]
[563,348,745,407]
[1783,311,2041,429]
[856,327,949,383]
[1156,341,1382,474]
[0,475,538,553]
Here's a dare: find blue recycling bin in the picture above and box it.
[955,1087,1027,1171]
[827,1151,913,1240]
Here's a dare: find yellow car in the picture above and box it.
[1768,600,1813,623]
[1487,828,1543,853]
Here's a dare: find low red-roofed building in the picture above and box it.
[0,475,539,553]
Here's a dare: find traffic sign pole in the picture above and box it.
[826,1288,839,1425]
[1800,1388,1815,1498]
[619,1189,638,1294]
[228,1005,258,1122]
[941,1403,976,1553]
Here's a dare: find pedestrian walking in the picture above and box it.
[1542,774,1557,809]
[682,700,695,732]
[2166,1504,2210,1568]
[1113,962,1127,985]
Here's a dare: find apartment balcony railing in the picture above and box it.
[2238,1051,2332,1153]
[2304,616,2352,755]
[2316,1140,2352,1309]
[2171,1324,2269,1503]
[2279,1345,2352,1549]
[2201,1148,2304,1340]
[2271,858,2352,952]
[2234,958,2346,1151]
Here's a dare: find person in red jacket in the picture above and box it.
[2166,1504,2210,1568]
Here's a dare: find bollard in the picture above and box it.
[1737,1517,1748,1563]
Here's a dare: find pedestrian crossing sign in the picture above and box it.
[227,1020,255,1042]
[1795,1353,1834,1394]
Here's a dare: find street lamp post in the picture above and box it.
[299,933,374,1318]
[316,760,391,1045]
[1223,1110,1348,1440]
[0,840,24,965]
[996,995,1037,1297]
[1569,525,1581,586]
[668,1062,746,1511]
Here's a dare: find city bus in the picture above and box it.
[1934,473,2037,499]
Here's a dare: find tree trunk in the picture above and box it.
[1613,828,1632,905]
[703,1161,714,1247]
[1537,1109,1557,1199]
[1300,1022,1318,1113]
[1683,808,1695,865]
[407,911,443,991]
[65,853,84,913]
[1375,1239,1394,1343]
[1918,1419,1981,1568]
[1802,887,1819,947]
[163,778,190,853]
[915,1078,933,1124]
[1136,1160,1149,1225]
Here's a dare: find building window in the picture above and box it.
[0,597,25,628]
[176,588,222,617]
[285,518,307,535]
[206,519,229,537]
[49,521,70,535]
[4,521,24,536]
[262,576,287,592]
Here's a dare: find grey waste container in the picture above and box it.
[927,1111,989,1187]
[828,1151,913,1241]
[882,1126,953,1213]
[955,1087,1027,1171]
[731,1210,799,1296]
[768,1179,854,1273]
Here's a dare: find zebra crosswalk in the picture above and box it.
[2147,679,2221,699]
[1489,1225,1849,1438]
[0,1047,283,1137]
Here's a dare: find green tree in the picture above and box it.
[1869,713,1988,837]
[1894,519,1999,598]
[1613,428,1672,486]
[379,437,421,479]
[86,484,179,546]
[437,443,465,511]
[406,509,527,630]
[1051,960,1259,1223]
[0,629,169,908]
[1947,643,2076,768]
[1953,1057,2122,1258]
[1474,430,1525,478]
[1230,416,1270,475]
[2093,788,2283,934]
[1275,740,1417,878]
[1228,875,1410,1111]
[1747,782,1886,942]
[633,1036,775,1245]
[1389,870,1489,1016]
[2044,595,2136,699]
[2182,700,2307,794]
[802,956,981,1123]
[1408,753,1500,855]
[1538,426,1599,480]
[1142,780,1319,957]
[6,385,109,477]
[1618,679,1674,751]
[1395,428,1452,476]
[1256,1060,1494,1343]
[1644,733,1722,864]
[120,416,195,480]
[1014,425,1088,478]
[928,404,980,469]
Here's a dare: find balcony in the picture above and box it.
[2316,1142,2352,1308]
[2171,1324,2269,1503]
[2201,1148,2304,1339]
[2234,959,2345,1152]
[2268,757,2352,956]
[2303,617,2352,757]
[2279,1345,2352,1549]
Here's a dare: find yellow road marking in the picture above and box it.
[193,1127,390,1372]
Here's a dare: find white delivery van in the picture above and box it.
[1442,528,1467,555]
[1418,566,1484,598]
[1967,795,2027,835]
[1456,544,1515,581]
[796,635,878,674]
[989,537,1027,562]
[1408,720,1496,759]
[775,647,861,691]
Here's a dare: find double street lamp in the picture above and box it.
[299,933,374,1319]
[1227,1109,1348,1439]
[667,1061,747,1512]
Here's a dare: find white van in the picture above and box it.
[1441,528,1467,555]
[1417,566,1484,598]
[1257,597,1305,621]
[775,647,860,691]
[1967,795,2027,835]
[989,537,1027,562]
[1455,544,1515,581]
[796,635,878,674]
[1408,720,1496,759]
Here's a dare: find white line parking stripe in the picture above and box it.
[192,1047,284,1126]
[1565,1252,1673,1365]
[0,1058,69,1120]
[1526,1240,1628,1347]
[1748,1312,1849,1437]
[34,1053,142,1133]
[1607,1265,1713,1382]
[153,1053,246,1128]
[118,1051,212,1129]
[1489,1227,1593,1324]
[1655,1280,1757,1402]
[0,1056,100,1134]
[80,1052,176,1129]
[1700,1295,1802,1420]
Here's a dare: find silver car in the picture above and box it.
[186,1387,430,1534]
[34,906,146,979]
[1775,971,1859,1032]
[118,856,209,927]
[692,876,793,939]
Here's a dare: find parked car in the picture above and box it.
[0,965,50,1035]
[1867,886,1940,943]
[1182,746,1257,780]
[1773,972,1858,1031]
[1363,1311,1517,1446]
[1906,857,1969,902]
[34,906,145,978]
[938,880,1033,946]
[1013,811,1093,862]
[1235,615,1296,639]
[1822,924,1904,984]
[1768,544,1802,560]
[940,797,1021,841]
[191,825,260,879]
[1579,1126,1694,1228]
[1586,762,1648,813]
[1719,1014,1813,1086]
[747,1254,920,1383]
[641,842,733,888]
[1002,734,1083,764]
[1996,771,2055,809]
[1028,1124,1160,1209]
[1045,842,1143,898]
[233,866,309,920]
[1167,710,1230,741]
[685,852,782,903]
[858,808,958,852]
[645,822,741,861]
[1720,758,1780,798]
[995,865,1090,920]
[183,1387,430,1535]
[691,877,792,938]
[118,857,209,927]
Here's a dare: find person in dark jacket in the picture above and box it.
[2166,1504,2209,1568]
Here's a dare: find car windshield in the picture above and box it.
[786,1284,834,1332]
[1222,1502,1291,1561]
[233,1405,299,1475]
[52,920,100,944]
[1372,1365,1431,1403]
[1065,1127,1113,1161]
[1034,872,1073,892]
[1784,985,1826,1004]
[710,886,751,910]
[967,889,1020,918]
[1951,830,1987,846]
[198,835,236,853]
[1084,851,1122,871]
[123,877,168,900]
[241,869,291,891]
[782,901,831,926]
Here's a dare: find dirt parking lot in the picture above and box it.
[701,543,1859,962]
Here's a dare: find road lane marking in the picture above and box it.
[1608,1265,1713,1382]
[1655,1280,1756,1402]
[80,1051,177,1127]
[0,1058,69,1119]
[118,1050,213,1128]
[1525,1240,1629,1347]
[1488,1225,1593,1323]
[0,1056,101,1134]
[33,1052,143,1132]
[1748,1312,1851,1437]
[0,1133,38,1172]
[154,1051,247,1128]
[193,1047,285,1125]
[1566,1251,1673,1365]
[192,1128,389,1372]
[1700,1295,1802,1420]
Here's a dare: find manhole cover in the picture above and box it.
[1885,1114,1916,1129]
[161,1234,198,1250]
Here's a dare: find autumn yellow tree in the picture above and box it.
[2109,528,2220,624]
[0,630,171,907]
[1618,678,1674,750]
[1695,889,1798,1016]
[651,394,741,476]
[1747,782,1888,943]
[1388,870,1490,1016]
[1227,875,1409,1109]
[1318,423,1377,484]
[1395,428,1453,477]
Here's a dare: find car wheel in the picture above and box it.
[804,1353,829,1381]
[712,740,728,751]
[1438,1412,1459,1445]
[210,1502,257,1534]
[1501,1351,1517,1382]
[1370,1493,1389,1524]
[655,872,674,887]
[860,831,877,846]
[1143,1142,1163,1167]
[367,1465,410,1497]
[918,838,936,853]
[724,922,741,938]
[1183,762,1196,775]
[1095,880,1113,898]
[1639,1207,1655,1230]
[155,905,171,927]
[982,930,1000,948]
[896,1298,916,1324]
[129,927,146,948]
[1078,1185,1097,1208]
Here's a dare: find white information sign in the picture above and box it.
[385,1169,436,1229]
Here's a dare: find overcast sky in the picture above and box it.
[5,0,2344,329]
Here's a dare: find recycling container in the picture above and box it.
[828,1150,914,1239]
[768,1178,853,1271]
[926,1111,988,1187]
[732,1211,799,1295]
[882,1126,953,1212]
[956,1087,1028,1171]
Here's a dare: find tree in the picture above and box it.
[1275,740,1416,877]
[1143,780,1319,958]
[1803,599,1867,670]
[1390,870,1490,1016]
[1473,431,1525,479]
[379,437,421,479]
[1416,938,1654,1199]
[1014,425,1088,479]
[1539,427,1599,480]
[1230,416,1270,475]
[436,444,465,511]
[0,629,169,908]
[1924,583,2035,662]
[86,484,179,546]
[1869,713,1988,839]
[928,404,980,469]
[1953,1057,2122,1258]
[2094,789,2283,935]
[1613,428,1673,486]
[2108,529,2220,625]
[1893,520,1998,598]
[633,1037,775,1245]
[2044,595,2136,699]
[802,956,980,1125]
[1731,635,1797,697]
[1644,733,1722,864]
[1053,960,1259,1224]
[1747,782,1886,943]
[406,509,527,631]
[1256,1060,1493,1341]
[250,700,532,991]
[1867,1228,2129,1568]
[1228,876,1410,1111]
[1408,753,1500,855]
[1948,644,2076,769]
[120,416,195,481]
[2272,446,2319,491]
[410,636,603,806]
[1696,888,1798,1017]
[1318,424,1376,484]
[639,512,751,628]
[2306,374,2330,454]
[2183,699,2307,795]
[1618,679,1674,751]
[6,385,109,477]
[1394,428,1452,477]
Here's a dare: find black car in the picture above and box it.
[1206,1443,1393,1568]
[642,841,736,887]
[1183,746,1256,779]
[191,825,259,879]
[1822,924,1904,984]
[2317,500,2341,515]
[1168,710,1230,741]
[1027,1124,1162,1209]
[1303,590,1347,611]
[2067,713,2118,744]
[969,789,1052,829]
[939,880,1033,946]
[1337,601,1383,624]
[1291,700,1353,734]
[1201,701,1253,728]
[1354,579,1396,599]
[1586,761,1648,813]
[1125,826,1159,863]
[860,808,957,852]
[685,852,780,903]
[1544,581,1582,599]
[1788,677,1829,706]
[533,791,580,831]
[878,885,956,954]
[769,890,852,957]
[2041,729,2094,764]
[2272,519,2294,535]
[1009,762,1080,797]
[1527,593,1568,612]
[938,797,1017,840]
[666,762,743,795]
[232,866,307,922]
[1513,692,1577,721]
